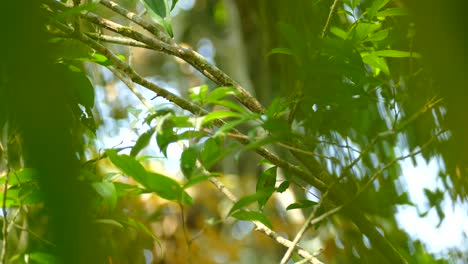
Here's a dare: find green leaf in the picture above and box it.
[213,100,249,114]
[106,149,148,183]
[365,29,389,42]
[265,47,296,58]
[189,85,209,104]
[376,8,409,17]
[231,210,272,228]
[28,252,60,264]
[94,219,124,228]
[286,199,317,210]
[140,0,173,36]
[170,0,179,11]
[205,86,238,103]
[130,128,156,157]
[367,0,390,19]
[228,189,275,216]
[354,22,381,42]
[256,167,277,192]
[121,217,159,241]
[214,114,259,137]
[145,172,193,205]
[200,138,224,169]
[370,50,422,58]
[93,182,117,210]
[180,147,198,178]
[107,159,192,204]
[362,54,390,75]
[114,182,144,197]
[201,111,244,126]
[330,26,347,39]
[7,168,39,186]
[277,181,290,193]
[140,0,169,19]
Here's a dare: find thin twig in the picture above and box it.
[209,178,323,264]
[280,188,331,264]
[321,0,340,38]
[108,67,155,111]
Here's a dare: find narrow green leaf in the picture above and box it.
[354,22,381,42]
[170,0,179,10]
[114,182,144,197]
[130,128,156,157]
[28,252,60,264]
[286,199,317,210]
[140,0,168,19]
[228,189,274,216]
[189,85,209,104]
[213,100,249,114]
[201,111,244,126]
[330,26,347,39]
[367,0,390,19]
[214,114,259,137]
[121,217,159,241]
[231,210,273,228]
[106,149,147,183]
[277,181,290,193]
[256,167,277,192]
[362,54,390,75]
[205,86,238,103]
[371,50,422,58]
[94,219,124,228]
[200,138,224,169]
[265,47,296,58]
[365,29,389,42]
[7,168,39,186]
[145,172,193,205]
[376,8,409,17]
[180,147,198,178]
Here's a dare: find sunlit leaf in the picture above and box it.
[94,219,124,228]
[93,182,117,210]
[201,111,244,126]
[205,86,238,103]
[106,149,147,183]
[28,252,60,264]
[362,54,390,75]
[371,50,422,58]
[231,210,272,228]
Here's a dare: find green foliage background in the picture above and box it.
[0,0,467,263]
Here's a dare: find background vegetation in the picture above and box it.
[0,0,467,263]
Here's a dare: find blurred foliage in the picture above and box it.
[0,0,466,263]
